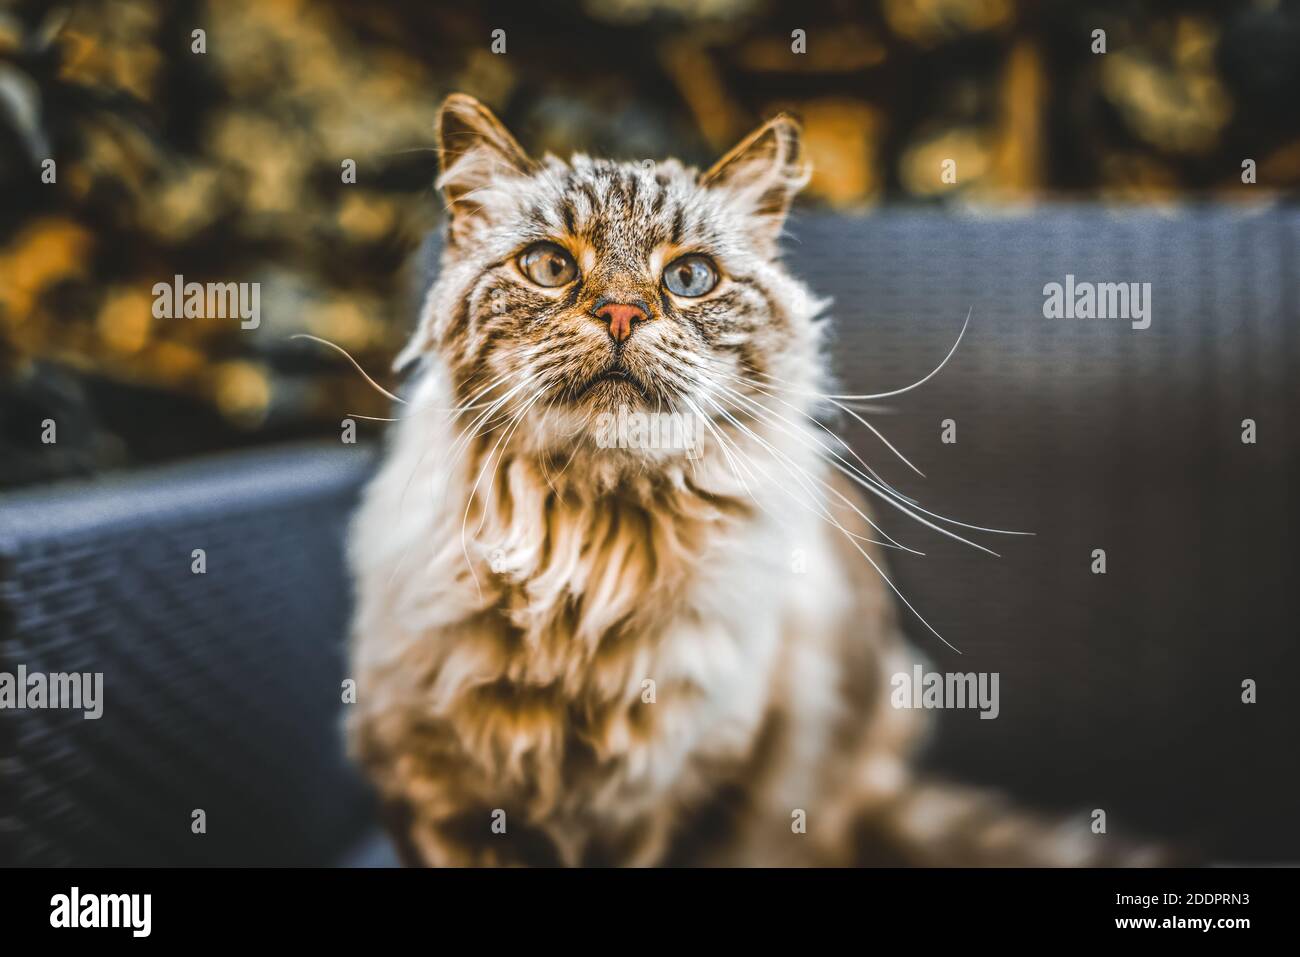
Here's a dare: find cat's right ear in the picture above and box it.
[435,93,531,241]
[701,114,808,252]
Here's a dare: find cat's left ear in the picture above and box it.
[435,93,532,240]
[701,114,809,249]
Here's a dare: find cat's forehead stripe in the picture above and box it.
[520,160,721,262]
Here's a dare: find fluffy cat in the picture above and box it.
[347,94,1147,867]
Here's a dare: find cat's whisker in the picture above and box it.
[398,370,521,510]
[713,401,921,555]
[751,305,973,402]
[661,392,703,486]
[442,369,527,417]
[459,385,546,597]
[698,390,872,527]
[290,333,406,405]
[533,394,566,499]
[718,385,927,535]
[347,387,512,425]
[383,371,531,598]
[822,396,926,477]
[829,402,897,415]
[698,373,921,549]
[825,457,1000,556]
[366,373,521,426]
[700,393,922,556]
[445,373,535,465]
[392,369,525,535]
[713,363,1032,540]
[706,366,921,506]
[841,523,962,655]
[437,379,539,565]
[720,383,996,553]
[682,397,755,493]
[470,388,547,540]
[723,366,928,485]
[705,388,963,651]
[523,372,602,492]
[702,400,848,526]
[681,396,762,504]
[441,387,533,514]
[419,373,528,417]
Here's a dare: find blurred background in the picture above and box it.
[1,0,1297,486]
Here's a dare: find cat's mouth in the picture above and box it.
[572,365,653,405]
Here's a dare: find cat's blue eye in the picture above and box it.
[519,242,578,287]
[663,255,718,297]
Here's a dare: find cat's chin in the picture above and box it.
[572,370,653,409]
[517,398,707,474]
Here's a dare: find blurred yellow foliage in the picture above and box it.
[902,128,990,196]
[884,0,1014,46]
[799,100,883,207]
[212,360,271,426]
[1101,17,1231,155]
[97,288,152,355]
[59,0,162,102]
[0,218,93,324]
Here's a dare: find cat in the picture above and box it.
[346,93,1156,867]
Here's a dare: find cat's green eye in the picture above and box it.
[519,242,578,288]
[663,255,718,298]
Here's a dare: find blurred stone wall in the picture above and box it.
[1,0,1296,487]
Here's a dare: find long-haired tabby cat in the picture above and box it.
[347,94,1151,867]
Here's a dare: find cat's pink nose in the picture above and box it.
[593,301,647,343]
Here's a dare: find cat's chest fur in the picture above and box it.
[346,371,831,861]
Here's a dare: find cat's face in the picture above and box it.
[402,94,823,464]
